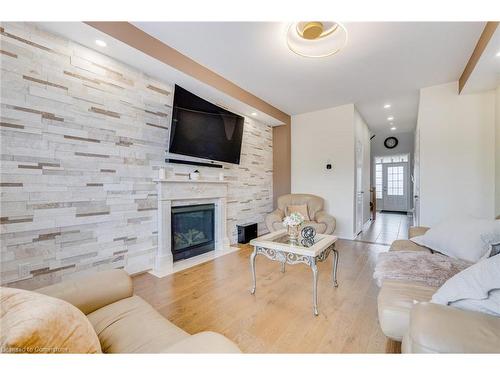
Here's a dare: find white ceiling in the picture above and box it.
[35,22,284,126]
[35,22,486,134]
[462,27,500,94]
[133,22,485,134]
[355,91,419,134]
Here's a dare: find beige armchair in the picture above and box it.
[33,269,240,353]
[265,194,336,235]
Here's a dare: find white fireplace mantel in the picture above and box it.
[151,178,236,277]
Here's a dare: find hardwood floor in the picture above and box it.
[133,239,391,353]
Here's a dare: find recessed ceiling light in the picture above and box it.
[95,40,107,47]
[387,116,394,121]
[383,104,391,109]
[390,127,397,131]
[251,112,258,116]
[496,51,500,57]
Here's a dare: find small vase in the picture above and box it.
[287,225,300,244]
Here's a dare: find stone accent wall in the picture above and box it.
[0,22,273,289]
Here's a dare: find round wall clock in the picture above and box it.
[384,136,398,149]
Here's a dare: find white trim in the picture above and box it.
[149,245,240,278]
[153,179,231,277]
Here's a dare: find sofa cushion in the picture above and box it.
[377,280,437,341]
[87,295,189,353]
[402,302,500,353]
[0,287,101,354]
[432,254,500,316]
[411,217,500,262]
[165,331,241,353]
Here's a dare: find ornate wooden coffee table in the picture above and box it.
[249,229,339,316]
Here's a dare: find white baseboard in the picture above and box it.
[362,219,373,232]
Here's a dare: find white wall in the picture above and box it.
[291,104,355,238]
[496,85,500,219]
[418,81,495,226]
[371,132,415,160]
[354,108,372,226]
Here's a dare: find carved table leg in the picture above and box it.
[311,260,319,316]
[332,247,339,288]
[280,261,286,273]
[250,247,257,294]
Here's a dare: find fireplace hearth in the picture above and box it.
[171,204,215,261]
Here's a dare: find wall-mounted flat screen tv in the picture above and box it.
[168,85,244,165]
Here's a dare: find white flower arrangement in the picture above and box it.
[283,212,305,227]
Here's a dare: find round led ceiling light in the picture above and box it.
[287,21,348,58]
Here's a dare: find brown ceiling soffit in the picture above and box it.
[458,21,499,94]
[84,21,290,125]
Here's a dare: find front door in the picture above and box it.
[382,162,408,212]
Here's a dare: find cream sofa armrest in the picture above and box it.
[402,302,500,353]
[265,208,285,232]
[314,210,336,235]
[165,332,241,353]
[408,226,430,239]
[36,269,133,315]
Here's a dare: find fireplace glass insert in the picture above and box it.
[171,204,215,261]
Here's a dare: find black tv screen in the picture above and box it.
[169,85,244,164]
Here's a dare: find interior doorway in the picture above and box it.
[374,154,410,213]
[355,211,411,245]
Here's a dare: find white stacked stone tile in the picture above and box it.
[1,22,273,289]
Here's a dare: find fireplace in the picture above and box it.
[171,204,215,261]
[154,179,231,277]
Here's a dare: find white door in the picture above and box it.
[413,128,420,225]
[382,162,408,212]
[355,140,364,234]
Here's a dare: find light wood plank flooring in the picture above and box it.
[133,239,390,353]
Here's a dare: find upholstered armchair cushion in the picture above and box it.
[277,194,323,219]
[265,208,285,232]
[36,269,133,315]
[286,204,310,220]
[265,194,336,234]
[315,210,336,235]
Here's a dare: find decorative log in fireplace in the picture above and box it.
[171,204,215,261]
